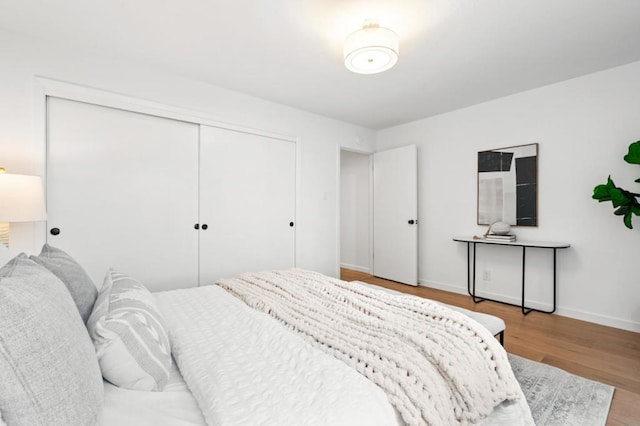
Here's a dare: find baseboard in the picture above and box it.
[419,278,640,333]
[554,306,640,333]
[419,279,551,311]
[340,263,370,273]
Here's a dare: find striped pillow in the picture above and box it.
[87,269,171,391]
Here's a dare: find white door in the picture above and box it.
[46,97,199,291]
[198,126,296,284]
[373,145,418,285]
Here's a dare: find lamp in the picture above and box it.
[0,169,47,247]
[344,22,399,75]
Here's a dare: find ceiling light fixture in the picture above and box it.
[344,22,399,75]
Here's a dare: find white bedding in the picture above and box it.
[218,269,520,424]
[100,279,533,426]
[155,285,400,426]
[99,362,205,426]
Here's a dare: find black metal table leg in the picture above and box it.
[472,242,476,298]
[522,246,533,315]
[470,242,484,304]
[466,242,471,296]
[551,248,557,314]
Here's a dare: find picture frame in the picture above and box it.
[477,143,538,226]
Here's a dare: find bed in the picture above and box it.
[0,245,534,426]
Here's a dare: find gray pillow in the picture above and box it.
[0,254,103,425]
[30,243,98,323]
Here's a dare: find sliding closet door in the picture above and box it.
[47,97,199,291]
[198,125,295,284]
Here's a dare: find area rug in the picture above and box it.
[509,353,615,426]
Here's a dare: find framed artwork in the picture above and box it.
[477,143,538,226]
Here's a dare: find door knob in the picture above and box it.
[408,219,417,225]
[50,227,60,236]
[194,223,200,230]
[201,224,208,230]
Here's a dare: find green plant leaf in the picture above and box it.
[614,206,630,215]
[623,141,640,164]
[593,176,616,201]
[610,187,630,208]
[592,184,611,201]
[593,144,640,230]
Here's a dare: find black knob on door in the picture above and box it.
[201,224,208,230]
[194,224,200,230]
[50,227,60,236]
[289,222,294,227]
[408,220,415,225]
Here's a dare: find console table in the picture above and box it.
[453,236,570,315]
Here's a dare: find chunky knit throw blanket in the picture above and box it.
[217,269,521,426]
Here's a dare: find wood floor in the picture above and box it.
[340,269,640,425]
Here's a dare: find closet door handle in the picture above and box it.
[408,219,416,225]
[201,224,208,230]
[50,227,61,236]
[289,222,294,227]
[194,224,200,230]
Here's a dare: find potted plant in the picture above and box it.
[592,141,640,229]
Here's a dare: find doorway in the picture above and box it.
[339,149,372,274]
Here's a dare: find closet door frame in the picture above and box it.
[35,77,299,274]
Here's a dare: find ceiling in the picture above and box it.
[2,0,640,129]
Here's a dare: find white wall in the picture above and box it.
[0,29,375,277]
[4,27,638,331]
[376,60,640,332]
[340,150,370,272]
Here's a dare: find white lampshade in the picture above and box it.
[0,172,46,247]
[344,24,399,75]
[0,173,47,222]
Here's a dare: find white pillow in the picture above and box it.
[87,269,172,391]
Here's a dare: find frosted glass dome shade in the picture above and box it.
[344,25,399,74]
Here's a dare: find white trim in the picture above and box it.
[33,77,49,250]
[340,263,371,273]
[294,136,301,269]
[419,278,640,333]
[368,154,374,277]
[35,76,296,143]
[554,306,640,333]
[419,278,554,310]
[335,146,341,278]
